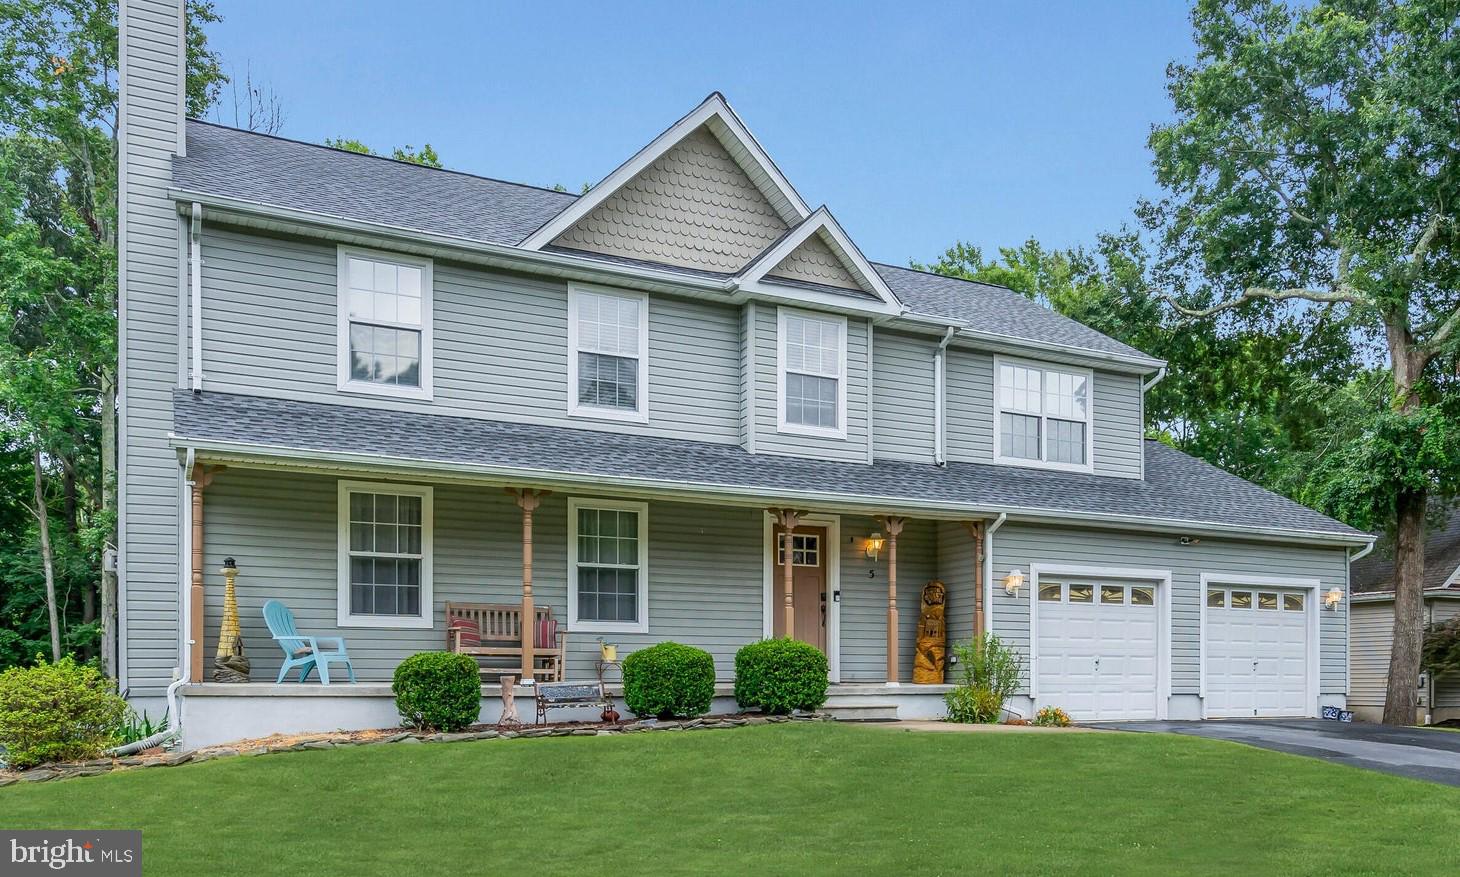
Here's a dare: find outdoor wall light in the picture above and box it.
[864,532,885,561]
[1324,587,1343,610]
[1003,568,1024,597]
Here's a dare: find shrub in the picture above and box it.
[943,634,1023,724]
[622,642,716,719]
[734,638,829,714]
[0,656,128,768]
[392,652,481,732]
[1033,706,1072,727]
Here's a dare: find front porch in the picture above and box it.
[176,681,956,749]
[178,465,991,735]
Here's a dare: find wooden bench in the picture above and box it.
[445,602,566,682]
[534,680,609,725]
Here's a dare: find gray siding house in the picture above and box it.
[120,1,1372,747]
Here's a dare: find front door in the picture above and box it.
[772,526,827,652]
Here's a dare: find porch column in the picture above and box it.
[962,521,986,640]
[187,464,217,682]
[880,516,905,684]
[508,488,549,681]
[771,509,802,639]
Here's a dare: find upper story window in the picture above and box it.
[995,360,1093,472]
[337,247,433,400]
[337,481,433,629]
[568,285,648,422]
[777,308,847,438]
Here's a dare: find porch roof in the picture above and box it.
[170,390,1368,545]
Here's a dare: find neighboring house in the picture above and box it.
[119,1,1372,748]
[1349,510,1460,724]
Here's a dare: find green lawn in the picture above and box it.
[5,724,1459,876]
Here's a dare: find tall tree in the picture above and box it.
[1147,0,1460,723]
[0,0,227,673]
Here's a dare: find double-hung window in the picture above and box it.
[778,308,847,437]
[337,481,433,628]
[337,247,432,399]
[568,285,648,422]
[568,498,649,633]
[995,360,1093,471]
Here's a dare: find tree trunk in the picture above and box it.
[100,373,119,679]
[1383,487,1427,725]
[33,448,62,663]
[1380,321,1429,726]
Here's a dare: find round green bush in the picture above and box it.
[0,656,128,769]
[622,642,716,719]
[392,652,481,732]
[733,638,828,714]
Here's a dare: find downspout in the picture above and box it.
[109,450,197,755]
[189,203,203,392]
[1141,367,1167,393]
[933,326,956,466]
[981,512,1015,716]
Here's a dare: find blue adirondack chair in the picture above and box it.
[262,599,356,684]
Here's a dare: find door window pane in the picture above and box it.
[1283,593,1305,612]
[1039,584,1063,602]
[1068,583,1093,603]
[1230,591,1252,609]
[1258,592,1279,610]
[1130,586,1155,606]
[1207,589,1225,608]
[1100,585,1125,604]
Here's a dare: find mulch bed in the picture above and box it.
[0,712,830,787]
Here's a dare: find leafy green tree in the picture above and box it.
[1147,0,1460,723]
[0,1,226,672]
[324,137,442,167]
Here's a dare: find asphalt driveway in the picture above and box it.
[1108,719,1460,786]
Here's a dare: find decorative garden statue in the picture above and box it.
[913,580,947,684]
[213,558,251,682]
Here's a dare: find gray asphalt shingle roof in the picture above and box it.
[174,121,1154,363]
[1351,510,1460,594]
[172,390,1363,540]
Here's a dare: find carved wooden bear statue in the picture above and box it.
[913,580,947,684]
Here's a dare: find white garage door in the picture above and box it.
[1036,579,1159,721]
[1204,587,1311,718]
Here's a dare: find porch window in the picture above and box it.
[336,481,433,629]
[995,360,1092,471]
[568,285,648,422]
[778,308,847,437]
[337,247,432,400]
[568,498,649,633]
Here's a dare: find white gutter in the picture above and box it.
[933,326,956,466]
[1142,367,1167,393]
[983,513,1008,637]
[169,190,1168,373]
[189,202,202,392]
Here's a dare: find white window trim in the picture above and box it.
[566,283,650,423]
[336,245,434,401]
[776,306,848,439]
[992,356,1095,474]
[336,480,434,629]
[567,497,650,634]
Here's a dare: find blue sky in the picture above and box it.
[205,1,1195,267]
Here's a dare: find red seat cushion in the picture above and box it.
[448,617,481,648]
[535,618,558,650]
